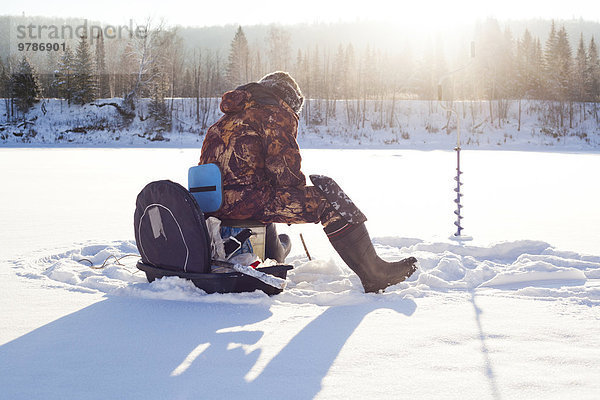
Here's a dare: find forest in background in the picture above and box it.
[1,15,600,134]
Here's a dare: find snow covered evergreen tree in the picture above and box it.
[0,58,13,121]
[117,41,136,98]
[10,56,39,116]
[554,26,572,100]
[541,23,574,127]
[516,29,538,130]
[0,58,8,98]
[574,34,588,102]
[147,64,170,132]
[43,51,59,99]
[543,20,560,99]
[95,31,110,99]
[54,46,74,105]
[516,30,536,97]
[226,26,250,88]
[588,37,600,101]
[532,37,545,98]
[72,35,97,105]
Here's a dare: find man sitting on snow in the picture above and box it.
[199,71,417,292]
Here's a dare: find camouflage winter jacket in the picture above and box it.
[199,83,314,222]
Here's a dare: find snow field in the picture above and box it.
[5,252,599,399]
[14,237,600,307]
[2,148,600,399]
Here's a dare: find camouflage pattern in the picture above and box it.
[199,83,339,226]
[310,175,367,224]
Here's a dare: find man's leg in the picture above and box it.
[309,175,418,293]
[260,182,417,292]
[262,186,342,225]
[261,186,342,263]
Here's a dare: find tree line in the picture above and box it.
[1,18,599,130]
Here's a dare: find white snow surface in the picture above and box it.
[2,98,600,150]
[12,238,600,306]
[1,148,600,399]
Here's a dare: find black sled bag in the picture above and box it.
[133,180,292,295]
[134,180,211,273]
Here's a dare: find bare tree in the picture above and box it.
[94,20,174,123]
[267,26,291,71]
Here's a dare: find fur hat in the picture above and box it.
[258,71,304,114]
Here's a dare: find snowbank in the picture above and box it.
[2,98,600,150]
[15,238,600,307]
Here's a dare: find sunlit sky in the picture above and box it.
[4,0,599,28]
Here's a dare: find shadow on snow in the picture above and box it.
[0,295,417,400]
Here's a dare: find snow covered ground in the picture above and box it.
[1,148,599,399]
[2,98,600,150]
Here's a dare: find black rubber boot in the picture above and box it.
[265,223,291,263]
[327,223,417,293]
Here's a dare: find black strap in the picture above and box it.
[191,183,249,192]
[190,185,217,193]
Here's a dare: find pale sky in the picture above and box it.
[4,0,599,28]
